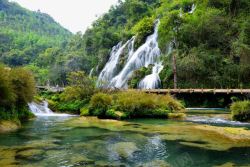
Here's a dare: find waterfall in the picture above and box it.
[109,20,161,88]
[97,36,136,87]
[28,101,69,116]
[89,68,94,77]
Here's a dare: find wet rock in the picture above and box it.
[110,142,139,159]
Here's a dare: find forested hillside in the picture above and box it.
[69,0,250,88]
[0,0,72,84]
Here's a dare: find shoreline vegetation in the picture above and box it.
[230,100,250,122]
[0,65,36,132]
[39,71,186,120]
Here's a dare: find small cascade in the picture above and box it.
[138,63,163,89]
[109,20,161,88]
[186,115,250,126]
[28,101,69,116]
[189,4,196,14]
[138,42,173,89]
[127,36,136,61]
[89,68,94,77]
[97,36,136,87]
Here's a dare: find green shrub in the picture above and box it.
[230,100,250,122]
[132,16,155,48]
[80,107,90,116]
[57,100,86,114]
[89,93,112,117]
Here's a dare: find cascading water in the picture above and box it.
[109,20,161,88]
[97,36,136,87]
[138,63,163,89]
[89,68,94,77]
[189,4,196,14]
[28,101,69,116]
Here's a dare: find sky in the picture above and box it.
[11,0,119,33]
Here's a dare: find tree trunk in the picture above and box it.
[173,53,177,89]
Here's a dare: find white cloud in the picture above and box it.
[10,0,118,33]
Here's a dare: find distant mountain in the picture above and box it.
[0,0,72,66]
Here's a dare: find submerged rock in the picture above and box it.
[67,117,250,151]
[0,147,18,166]
[110,142,139,159]
[16,140,59,151]
[137,159,171,167]
[16,149,45,160]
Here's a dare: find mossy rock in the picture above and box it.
[15,140,59,151]
[16,149,45,160]
[0,121,20,133]
[0,147,18,166]
[110,142,139,159]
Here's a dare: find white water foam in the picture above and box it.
[28,101,71,117]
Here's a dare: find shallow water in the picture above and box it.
[0,113,250,167]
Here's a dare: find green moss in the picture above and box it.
[230,100,250,122]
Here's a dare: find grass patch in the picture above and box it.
[230,100,250,122]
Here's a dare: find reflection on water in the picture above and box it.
[0,113,250,167]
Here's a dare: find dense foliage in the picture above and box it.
[65,0,250,89]
[230,100,250,121]
[40,71,96,114]
[0,65,36,122]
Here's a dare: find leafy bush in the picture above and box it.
[230,100,250,122]
[0,65,36,122]
[80,107,90,116]
[60,71,96,102]
[89,93,112,117]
